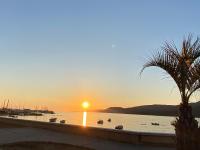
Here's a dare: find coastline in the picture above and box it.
[97,101,200,117]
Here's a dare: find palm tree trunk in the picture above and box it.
[175,100,199,150]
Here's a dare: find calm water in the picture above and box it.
[15,112,178,134]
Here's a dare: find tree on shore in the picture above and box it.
[141,35,199,150]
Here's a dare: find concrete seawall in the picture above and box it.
[0,117,175,147]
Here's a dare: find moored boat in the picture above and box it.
[115,125,123,130]
[8,114,18,118]
[60,120,65,124]
[97,120,103,124]
[49,118,57,123]
[151,122,159,126]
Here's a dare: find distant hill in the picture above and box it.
[98,101,200,117]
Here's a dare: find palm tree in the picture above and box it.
[141,35,199,150]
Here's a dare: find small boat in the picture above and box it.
[108,118,111,122]
[115,125,123,130]
[8,115,18,118]
[49,118,57,123]
[60,120,65,124]
[97,120,103,124]
[151,122,159,126]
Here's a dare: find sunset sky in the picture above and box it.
[0,0,200,111]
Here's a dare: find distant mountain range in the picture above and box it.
[98,101,200,117]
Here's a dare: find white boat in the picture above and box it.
[60,120,65,124]
[97,120,103,124]
[49,118,57,123]
[115,125,123,130]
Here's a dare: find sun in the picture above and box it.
[82,101,90,109]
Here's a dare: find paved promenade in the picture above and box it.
[0,127,175,150]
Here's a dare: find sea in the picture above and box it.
[12,112,194,134]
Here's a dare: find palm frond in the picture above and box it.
[142,51,181,90]
[142,35,200,102]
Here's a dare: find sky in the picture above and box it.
[0,0,200,111]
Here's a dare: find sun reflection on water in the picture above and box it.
[82,111,87,127]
